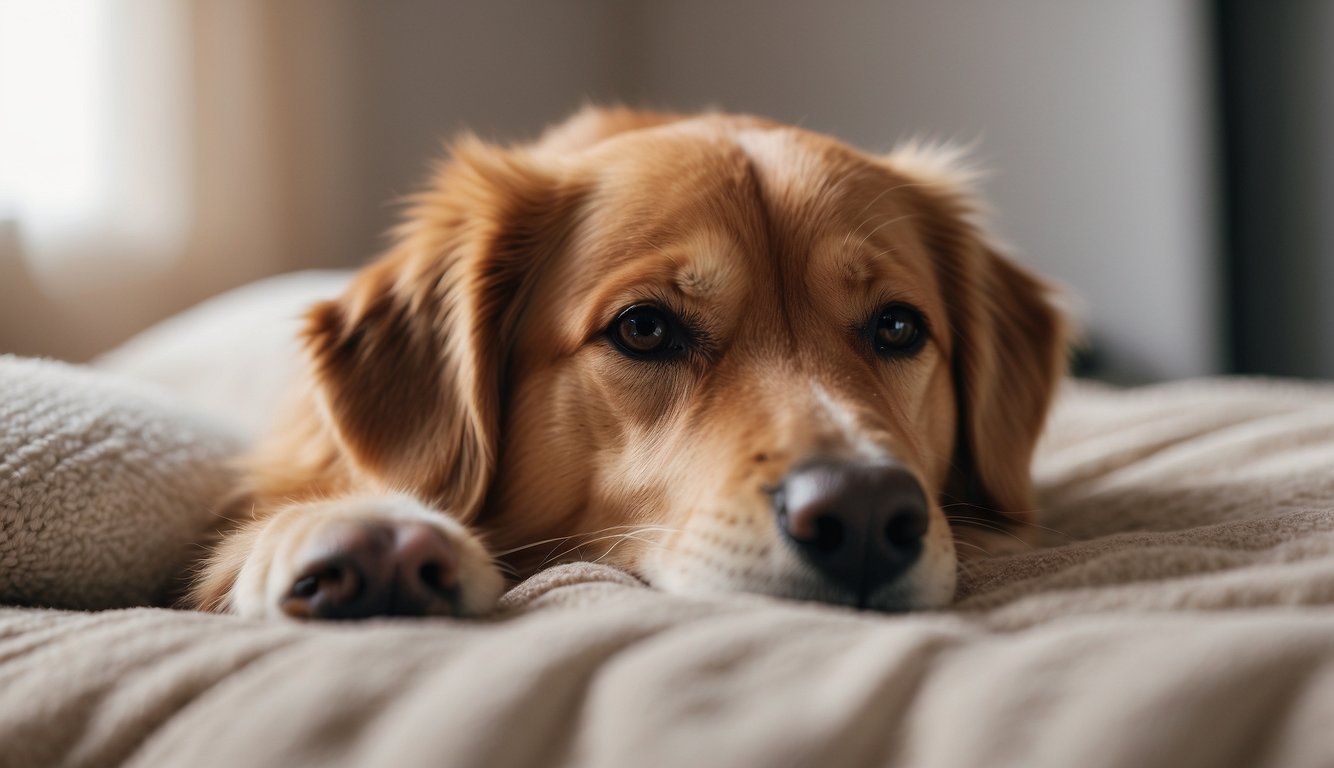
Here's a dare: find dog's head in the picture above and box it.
[305,108,1067,611]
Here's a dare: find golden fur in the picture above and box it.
[191,107,1067,618]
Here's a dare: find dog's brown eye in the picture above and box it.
[873,304,926,355]
[611,305,683,359]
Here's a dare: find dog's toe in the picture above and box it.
[280,521,460,620]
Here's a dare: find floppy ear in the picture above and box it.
[303,138,578,521]
[889,147,1069,533]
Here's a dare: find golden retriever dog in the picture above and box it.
[190,107,1067,619]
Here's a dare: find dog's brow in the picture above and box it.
[673,268,711,298]
[672,260,727,300]
[812,233,899,286]
[571,233,742,344]
[667,230,744,300]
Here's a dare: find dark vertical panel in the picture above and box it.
[1216,1,1334,377]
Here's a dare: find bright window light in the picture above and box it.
[0,1,110,232]
[0,0,191,291]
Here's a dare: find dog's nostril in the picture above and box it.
[289,562,363,603]
[885,508,928,548]
[811,515,845,552]
[291,575,319,599]
[416,561,452,597]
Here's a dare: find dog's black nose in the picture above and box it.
[774,460,929,601]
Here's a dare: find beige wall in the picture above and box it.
[2,0,1218,380]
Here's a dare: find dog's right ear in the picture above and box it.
[303,138,580,521]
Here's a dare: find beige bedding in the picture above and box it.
[3,273,1334,768]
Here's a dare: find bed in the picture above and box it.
[2,272,1332,768]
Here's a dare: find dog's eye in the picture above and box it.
[872,304,926,355]
[610,305,683,359]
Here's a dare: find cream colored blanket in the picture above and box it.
[2,273,1333,768]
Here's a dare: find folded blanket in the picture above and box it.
[2,273,1333,768]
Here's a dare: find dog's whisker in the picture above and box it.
[850,212,916,255]
[491,524,667,558]
[946,517,1034,549]
[590,531,669,566]
[841,189,897,246]
[492,561,522,579]
[840,179,930,247]
[537,527,681,570]
[951,538,994,558]
[942,507,1073,541]
[945,514,1020,532]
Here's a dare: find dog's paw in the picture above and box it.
[231,495,504,620]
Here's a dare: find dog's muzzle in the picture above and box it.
[773,459,929,606]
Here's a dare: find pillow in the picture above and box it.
[3,270,348,610]
[0,356,242,609]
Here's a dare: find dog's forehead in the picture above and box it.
[576,124,919,268]
[547,123,940,349]
[726,127,932,288]
[561,131,771,311]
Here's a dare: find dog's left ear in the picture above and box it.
[888,147,1070,533]
[302,139,578,521]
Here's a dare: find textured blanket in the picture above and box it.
[0,357,240,609]
[2,273,1333,768]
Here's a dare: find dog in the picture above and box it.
[189,107,1067,619]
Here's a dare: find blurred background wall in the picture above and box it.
[0,0,1327,381]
